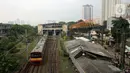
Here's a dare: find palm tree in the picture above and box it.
[112,17,130,70]
[112,17,130,43]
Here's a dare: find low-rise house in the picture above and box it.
[0,23,12,37]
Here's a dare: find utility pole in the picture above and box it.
[120,27,126,70]
[101,26,104,46]
[116,29,120,66]
[25,29,29,61]
[117,29,119,50]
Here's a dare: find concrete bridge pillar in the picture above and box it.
[47,31,49,35]
[53,30,56,36]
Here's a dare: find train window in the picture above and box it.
[31,53,42,58]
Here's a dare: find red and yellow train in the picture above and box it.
[29,36,46,65]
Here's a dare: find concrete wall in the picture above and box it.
[62,24,68,33]
[38,24,43,35]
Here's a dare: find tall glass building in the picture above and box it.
[82,4,93,20]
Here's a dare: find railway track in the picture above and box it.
[17,36,59,73]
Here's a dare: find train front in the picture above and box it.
[30,52,43,65]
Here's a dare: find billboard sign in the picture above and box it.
[116,4,126,17]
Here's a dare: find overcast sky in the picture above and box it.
[0,0,130,25]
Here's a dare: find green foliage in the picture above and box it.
[61,31,66,37]
[0,53,20,73]
[104,29,110,36]
[63,36,67,41]
[9,24,24,38]
[0,24,37,73]
[111,17,130,43]
[59,39,75,73]
[10,47,20,53]
[9,24,36,38]
[0,24,37,53]
[112,17,129,29]
[8,36,17,42]
[34,26,38,34]
[59,21,66,25]
[77,19,84,23]
[60,39,69,57]
[67,21,76,27]
[6,42,16,50]
[0,37,10,51]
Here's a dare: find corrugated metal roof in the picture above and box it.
[82,41,112,58]
[64,39,121,73]
[74,37,90,42]
[64,40,81,53]
[65,39,112,58]
[76,56,121,73]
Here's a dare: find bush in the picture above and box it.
[64,52,69,57]
[7,42,16,50]
[0,53,20,73]
[60,39,69,57]
[8,36,16,42]
[10,47,20,53]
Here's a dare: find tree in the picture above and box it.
[67,21,76,27]
[103,20,107,29]
[9,24,25,38]
[77,19,84,23]
[111,17,130,69]
[111,17,130,43]
[0,53,19,73]
[0,24,37,53]
[58,21,66,25]
[104,29,110,36]
[0,24,37,73]
[0,37,10,51]
[34,26,38,34]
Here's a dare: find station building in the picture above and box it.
[38,23,63,36]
